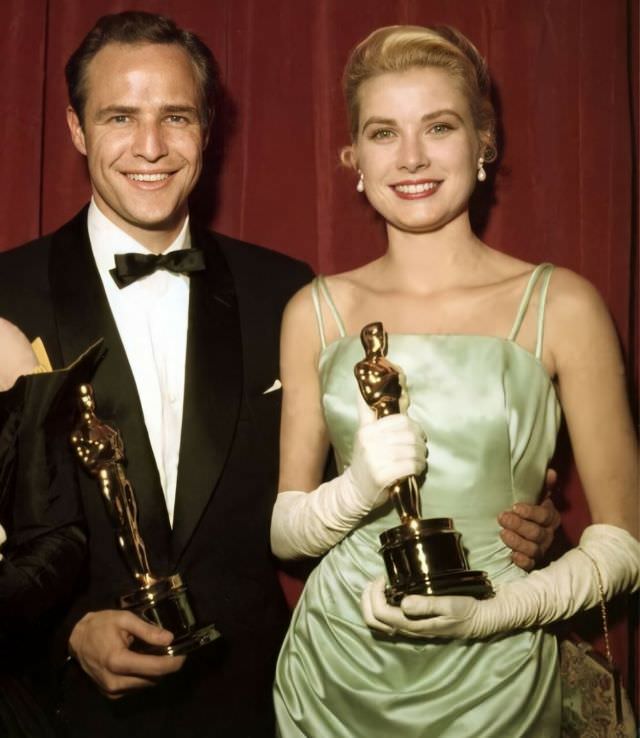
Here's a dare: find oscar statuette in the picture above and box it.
[70,384,220,655]
[355,322,493,605]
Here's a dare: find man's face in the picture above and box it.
[67,42,206,251]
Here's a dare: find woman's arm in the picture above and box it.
[361,270,639,637]
[271,285,427,560]
[277,286,332,495]
[550,269,637,534]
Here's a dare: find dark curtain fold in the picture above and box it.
[0,0,48,246]
[0,0,637,704]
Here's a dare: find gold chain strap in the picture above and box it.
[576,545,629,736]
[577,546,613,666]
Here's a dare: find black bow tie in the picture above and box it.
[110,248,206,288]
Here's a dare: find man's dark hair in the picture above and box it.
[65,11,218,128]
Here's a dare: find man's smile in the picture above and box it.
[125,172,171,182]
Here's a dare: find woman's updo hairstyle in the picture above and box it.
[343,25,497,162]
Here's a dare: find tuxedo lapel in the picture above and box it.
[48,209,172,569]
[170,230,242,564]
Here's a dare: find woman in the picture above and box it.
[270,25,639,737]
[0,318,87,738]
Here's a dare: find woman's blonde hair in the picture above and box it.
[343,25,497,161]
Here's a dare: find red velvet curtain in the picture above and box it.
[1,0,637,702]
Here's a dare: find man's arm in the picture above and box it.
[498,470,561,570]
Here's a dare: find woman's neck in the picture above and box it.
[379,215,488,294]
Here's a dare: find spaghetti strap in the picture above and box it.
[534,265,554,360]
[508,263,554,351]
[311,276,347,350]
[311,279,327,350]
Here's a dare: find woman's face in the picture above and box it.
[350,66,481,235]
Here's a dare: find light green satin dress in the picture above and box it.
[275,264,562,738]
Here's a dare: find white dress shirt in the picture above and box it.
[88,200,190,525]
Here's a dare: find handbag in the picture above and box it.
[559,549,637,738]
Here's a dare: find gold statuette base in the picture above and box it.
[379,518,493,605]
[120,574,221,656]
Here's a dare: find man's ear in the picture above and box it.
[66,106,87,156]
[339,145,358,170]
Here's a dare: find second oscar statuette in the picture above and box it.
[70,384,220,655]
[354,322,493,605]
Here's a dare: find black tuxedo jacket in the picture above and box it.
[0,208,313,737]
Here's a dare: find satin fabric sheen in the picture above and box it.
[275,326,562,737]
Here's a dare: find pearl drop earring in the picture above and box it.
[356,172,364,192]
[477,157,487,182]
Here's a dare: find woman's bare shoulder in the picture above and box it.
[544,266,620,372]
[282,281,319,332]
[323,262,381,289]
[546,266,610,320]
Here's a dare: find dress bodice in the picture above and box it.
[319,331,561,583]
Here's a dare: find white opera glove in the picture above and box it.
[361,524,640,640]
[350,413,426,508]
[271,414,426,560]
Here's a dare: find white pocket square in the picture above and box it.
[263,379,282,394]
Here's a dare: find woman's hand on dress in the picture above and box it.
[362,525,640,640]
[362,577,518,641]
[498,469,561,570]
[361,576,493,639]
[0,317,38,391]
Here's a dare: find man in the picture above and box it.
[0,11,558,737]
[0,11,311,736]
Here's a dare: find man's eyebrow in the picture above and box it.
[94,104,200,119]
[361,108,464,133]
[160,104,199,115]
[94,105,139,119]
